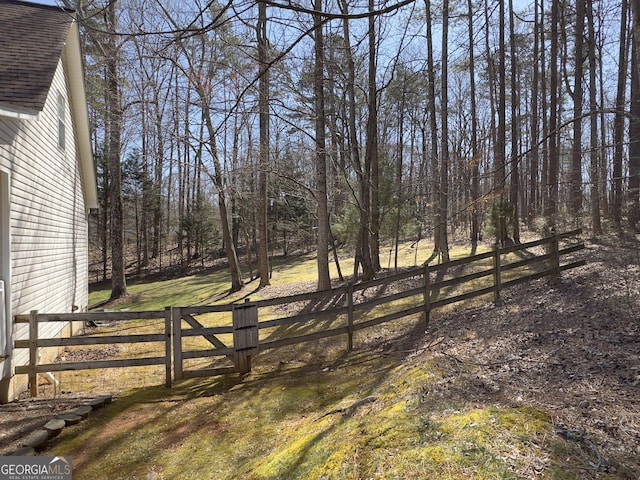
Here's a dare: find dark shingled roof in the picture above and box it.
[0,0,75,113]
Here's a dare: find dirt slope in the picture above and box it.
[406,236,640,476]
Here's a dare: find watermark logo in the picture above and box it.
[0,456,72,480]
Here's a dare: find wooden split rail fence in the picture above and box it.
[14,310,172,397]
[14,230,585,396]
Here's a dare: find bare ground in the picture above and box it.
[1,235,639,477]
[0,393,97,456]
[402,235,640,477]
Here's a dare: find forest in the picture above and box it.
[69,0,640,297]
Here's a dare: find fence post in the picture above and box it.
[550,233,560,285]
[232,301,258,374]
[172,307,183,381]
[347,283,354,351]
[164,306,172,388]
[493,246,502,305]
[28,310,38,397]
[423,263,431,326]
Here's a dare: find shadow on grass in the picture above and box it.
[48,311,432,478]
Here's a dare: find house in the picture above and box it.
[0,0,97,402]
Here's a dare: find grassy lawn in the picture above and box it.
[43,241,605,479]
[47,340,568,480]
[87,241,491,310]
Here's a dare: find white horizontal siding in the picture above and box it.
[11,323,28,371]
[0,117,21,148]
[0,58,90,367]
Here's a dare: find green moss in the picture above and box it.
[56,242,593,479]
[253,425,330,478]
[47,356,565,480]
[544,467,578,480]
[495,407,551,440]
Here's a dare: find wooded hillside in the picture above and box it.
[69,0,640,295]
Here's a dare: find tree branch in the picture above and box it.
[262,0,416,20]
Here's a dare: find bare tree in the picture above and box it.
[586,0,601,233]
[106,0,127,299]
[570,0,585,222]
[612,0,629,228]
[509,0,520,243]
[367,0,381,272]
[494,0,508,244]
[527,0,541,224]
[424,0,442,260]
[546,0,560,224]
[629,0,640,231]
[468,0,480,245]
[339,0,374,281]
[313,0,331,290]
[436,0,450,260]
[257,0,271,287]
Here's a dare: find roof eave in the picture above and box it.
[0,103,40,121]
[64,19,98,211]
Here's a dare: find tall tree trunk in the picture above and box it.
[597,24,609,218]
[613,0,629,227]
[200,104,244,292]
[540,0,549,213]
[340,0,373,281]
[106,1,126,299]
[101,149,109,282]
[495,0,507,244]
[140,102,150,267]
[367,0,381,272]
[394,76,406,271]
[176,70,186,261]
[468,0,480,244]
[231,111,241,249]
[437,0,450,260]
[629,12,640,230]
[509,0,520,243]
[484,0,497,174]
[570,0,585,222]
[325,42,345,216]
[152,96,164,259]
[528,0,541,224]
[257,0,271,287]
[546,0,560,224]
[314,0,331,290]
[425,0,440,257]
[586,0,601,233]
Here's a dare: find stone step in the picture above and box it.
[57,413,82,426]
[43,418,66,437]
[74,405,92,419]
[22,430,49,450]
[12,446,36,456]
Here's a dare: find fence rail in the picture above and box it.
[14,309,172,396]
[14,230,584,395]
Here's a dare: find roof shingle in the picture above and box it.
[0,0,75,112]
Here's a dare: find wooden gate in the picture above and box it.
[172,302,258,379]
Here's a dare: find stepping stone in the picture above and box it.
[57,413,82,426]
[74,406,92,419]
[12,447,36,456]
[22,430,48,450]
[43,418,66,437]
[87,397,107,409]
[97,394,113,405]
